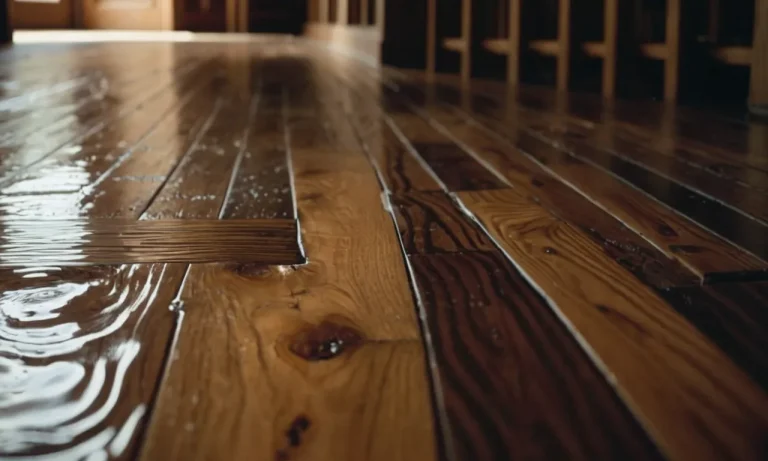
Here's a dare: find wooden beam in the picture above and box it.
[750,0,768,114]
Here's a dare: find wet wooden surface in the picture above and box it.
[1,33,767,461]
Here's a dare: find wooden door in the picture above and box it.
[82,0,174,29]
[11,0,73,28]
[177,0,226,31]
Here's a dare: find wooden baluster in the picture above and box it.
[751,0,768,116]
[461,0,472,82]
[427,0,437,80]
[507,0,522,86]
[603,0,619,97]
[556,0,571,91]
[664,0,681,101]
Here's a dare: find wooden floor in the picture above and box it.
[1,33,768,461]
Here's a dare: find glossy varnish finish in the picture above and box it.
[1,33,768,461]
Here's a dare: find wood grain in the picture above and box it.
[0,219,302,266]
[221,92,294,220]
[410,251,663,461]
[142,91,256,220]
[410,141,508,191]
[86,79,222,218]
[405,103,700,287]
[0,263,185,460]
[459,188,768,461]
[430,94,768,281]
[345,87,443,193]
[660,281,768,393]
[141,60,436,461]
[390,191,496,254]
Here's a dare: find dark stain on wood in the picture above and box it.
[390,191,496,254]
[409,251,664,461]
[410,142,508,191]
[288,318,365,361]
[659,282,768,392]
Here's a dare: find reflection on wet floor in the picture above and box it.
[0,264,183,459]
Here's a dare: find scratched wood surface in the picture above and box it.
[1,33,768,461]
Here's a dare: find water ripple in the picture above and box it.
[0,263,175,459]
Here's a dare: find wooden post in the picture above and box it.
[750,0,768,115]
[507,0,522,86]
[603,0,619,97]
[460,0,471,82]
[556,0,571,91]
[664,0,681,101]
[426,0,436,79]
[239,0,249,32]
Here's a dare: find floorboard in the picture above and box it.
[459,188,768,461]
[0,263,185,460]
[140,53,436,461]
[2,33,768,461]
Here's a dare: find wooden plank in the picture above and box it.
[0,219,302,266]
[410,141,508,191]
[0,60,207,185]
[347,98,443,194]
[0,263,185,459]
[410,251,664,461]
[221,88,294,220]
[539,126,768,225]
[408,104,700,287]
[391,191,496,254]
[388,82,768,282]
[388,100,768,395]
[459,188,768,461]
[141,57,436,461]
[408,84,768,280]
[142,91,256,220]
[513,131,768,280]
[660,281,768,392]
[85,80,223,218]
[0,67,216,219]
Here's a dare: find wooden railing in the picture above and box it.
[422,0,766,112]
